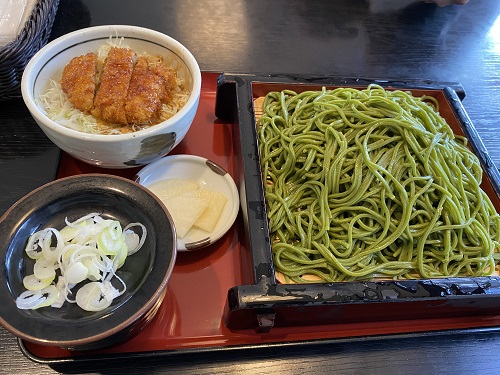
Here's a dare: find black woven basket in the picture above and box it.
[0,0,60,101]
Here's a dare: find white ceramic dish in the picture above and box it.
[135,155,239,251]
[21,25,201,169]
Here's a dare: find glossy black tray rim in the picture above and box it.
[18,325,500,366]
[215,72,500,332]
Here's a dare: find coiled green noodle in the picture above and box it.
[257,85,500,283]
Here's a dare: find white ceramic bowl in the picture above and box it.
[21,25,201,169]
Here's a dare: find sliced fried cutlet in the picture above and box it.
[125,57,164,124]
[151,64,178,103]
[92,47,135,125]
[61,53,97,113]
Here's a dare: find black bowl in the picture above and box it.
[0,174,176,350]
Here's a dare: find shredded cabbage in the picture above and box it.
[15,213,147,312]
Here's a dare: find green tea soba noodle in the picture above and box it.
[257,85,500,283]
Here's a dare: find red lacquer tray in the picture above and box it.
[20,72,500,363]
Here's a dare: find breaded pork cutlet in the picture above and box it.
[92,47,135,125]
[152,64,178,103]
[124,57,164,124]
[61,53,97,113]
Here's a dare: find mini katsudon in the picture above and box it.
[41,43,189,134]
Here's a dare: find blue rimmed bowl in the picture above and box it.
[21,25,201,169]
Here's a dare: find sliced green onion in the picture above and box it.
[22,274,53,291]
[123,222,146,255]
[15,213,147,312]
[75,282,116,311]
[65,261,89,284]
[97,222,125,255]
[33,258,57,280]
[16,285,59,310]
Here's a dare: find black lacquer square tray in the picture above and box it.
[215,73,500,332]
